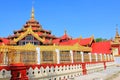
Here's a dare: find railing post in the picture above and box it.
[55,49,60,64]
[100,54,102,61]
[3,49,6,65]
[36,47,40,64]
[70,50,73,63]
[88,53,92,62]
[81,52,84,62]
[104,54,107,61]
[107,54,110,61]
[110,55,113,61]
[95,53,98,62]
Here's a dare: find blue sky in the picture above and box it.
[0,0,120,39]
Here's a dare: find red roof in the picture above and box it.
[32,27,38,30]
[35,32,42,35]
[79,38,92,46]
[61,34,70,40]
[60,38,79,45]
[0,38,10,45]
[52,39,60,44]
[91,41,111,54]
[60,37,93,46]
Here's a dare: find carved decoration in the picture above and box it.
[14,27,45,43]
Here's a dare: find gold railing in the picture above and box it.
[0,43,113,65]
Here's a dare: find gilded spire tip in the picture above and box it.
[64,30,67,35]
[116,24,119,37]
[31,7,35,19]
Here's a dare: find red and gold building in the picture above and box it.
[0,7,114,80]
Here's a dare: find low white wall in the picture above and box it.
[0,69,11,78]
[27,64,83,80]
[114,57,120,65]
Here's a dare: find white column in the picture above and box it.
[81,52,84,62]
[95,53,98,62]
[104,54,106,61]
[36,47,40,64]
[110,55,113,60]
[70,50,73,63]
[55,49,60,64]
[100,54,102,61]
[3,49,6,65]
[88,53,92,62]
[107,54,110,61]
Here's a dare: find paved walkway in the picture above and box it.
[71,66,120,80]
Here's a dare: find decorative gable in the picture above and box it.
[13,26,45,45]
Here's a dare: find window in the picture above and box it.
[23,42,25,45]
[34,42,38,45]
[18,35,42,45]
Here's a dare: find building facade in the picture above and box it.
[0,7,114,80]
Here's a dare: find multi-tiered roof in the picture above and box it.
[0,7,112,54]
[7,7,57,45]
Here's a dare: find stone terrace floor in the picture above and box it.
[70,66,120,80]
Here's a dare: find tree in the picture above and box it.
[95,38,107,42]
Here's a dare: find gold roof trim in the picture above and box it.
[0,42,91,52]
[14,27,45,43]
[89,35,95,44]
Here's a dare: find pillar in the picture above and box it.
[107,54,110,61]
[88,53,92,62]
[36,47,40,64]
[103,62,106,70]
[81,52,84,62]
[110,55,113,61]
[104,54,107,61]
[3,49,6,65]
[100,54,102,61]
[55,49,60,64]
[82,63,87,75]
[95,53,98,62]
[10,63,28,80]
[70,50,73,63]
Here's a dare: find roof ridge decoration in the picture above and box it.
[89,35,95,44]
[115,25,119,37]
[31,7,35,20]
[73,43,91,51]
[64,29,67,35]
[78,36,82,43]
[14,26,45,43]
[23,42,36,50]
[79,36,82,39]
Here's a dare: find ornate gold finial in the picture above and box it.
[64,29,67,35]
[31,7,35,19]
[116,24,119,37]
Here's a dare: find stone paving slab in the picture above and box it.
[72,66,120,80]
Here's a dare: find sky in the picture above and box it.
[0,0,120,39]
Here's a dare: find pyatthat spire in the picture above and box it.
[116,24,119,37]
[31,7,35,19]
[64,29,67,35]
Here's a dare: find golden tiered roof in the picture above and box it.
[13,26,45,43]
[8,7,57,45]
